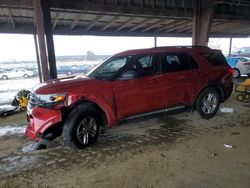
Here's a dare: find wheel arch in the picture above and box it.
[63,99,116,128]
[194,82,224,107]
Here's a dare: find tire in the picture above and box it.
[2,75,8,80]
[237,94,245,102]
[233,68,240,78]
[23,74,28,78]
[63,104,100,149]
[195,88,220,119]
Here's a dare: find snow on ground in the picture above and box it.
[0,77,39,105]
[0,125,26,137]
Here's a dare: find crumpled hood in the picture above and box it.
[33,75,98,94]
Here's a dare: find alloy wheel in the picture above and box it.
[201,93,218,114]
[76,117,97,145]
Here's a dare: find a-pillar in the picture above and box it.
[33,0,57,82]
[192,0,214,46]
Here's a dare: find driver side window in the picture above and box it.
[100,58,126,74]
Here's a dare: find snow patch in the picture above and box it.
[0,125,26,137]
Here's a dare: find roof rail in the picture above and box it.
[153,46,210,49]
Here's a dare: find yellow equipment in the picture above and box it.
[18,96,29,108]
[235,79,250,101]
[11,89,30,109]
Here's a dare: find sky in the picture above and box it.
[0,34,250,61]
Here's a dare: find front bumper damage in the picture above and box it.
[25,107,62,141]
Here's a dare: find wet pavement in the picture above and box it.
[0,108,243,178]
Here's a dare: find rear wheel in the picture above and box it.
[233,68,240,78]
[196,88,220,119]
[23,74,28,78]
[2,75,8,80]
[63,104,100,149]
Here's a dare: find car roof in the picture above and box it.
[115,46,219,56]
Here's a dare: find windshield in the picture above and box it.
[87,55,133,80]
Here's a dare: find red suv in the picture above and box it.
[26,46,233,149]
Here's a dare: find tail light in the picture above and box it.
[228,68,234,76]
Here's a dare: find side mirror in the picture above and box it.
[119,70,138,80]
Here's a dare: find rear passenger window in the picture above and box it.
[200,52,227,66]
[162,53,189,72]
[131,54,161,77]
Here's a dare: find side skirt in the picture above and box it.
[125,105,187,121]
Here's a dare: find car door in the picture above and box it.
[113,54,166,119]
[161,52,201,107]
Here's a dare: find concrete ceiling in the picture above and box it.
[0,0,250,37]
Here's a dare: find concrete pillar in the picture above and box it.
[192,0,214,46]
[41,0,57,79]
[33,0,57,82]
[33,0,49,82]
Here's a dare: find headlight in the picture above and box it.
[29,93,67,109]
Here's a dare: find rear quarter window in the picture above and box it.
[200,52,227,66]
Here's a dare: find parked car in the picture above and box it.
[226,57,250,77]
[57,66,74,75]
[0,69,34,80]
[226,56,240,67]
[232,47,250,57]
[233,57,250,77]
[26,46,233,149]
[57,65,88,75]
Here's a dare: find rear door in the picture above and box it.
[113,54,166,119]
[161,52,201,107]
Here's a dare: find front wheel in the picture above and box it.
[63,104,100,149]
[196,88,220,119]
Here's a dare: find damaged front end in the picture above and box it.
[25,92,67,143]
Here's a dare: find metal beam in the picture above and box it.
[141,19,175,33]
[116,17,134,31]
[211,23,240,33]
[2,0,250,23]
[87,15,102,31]
[176,25,192,33]
[53,12,60,30]
[101,16,119,31]
[128,18,152,32]
[33,31,42,83]
[229,37,232,56]
[6,8,15,28]
[155,20,187,33]
[165,22,192,33]
[1,23,249,37]
[48,1,192,20]
[228,24,250,34]
[70,13,86,30]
